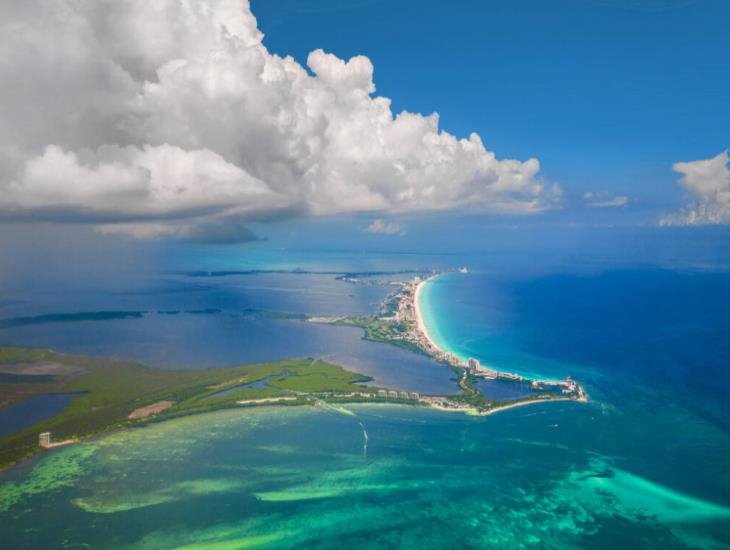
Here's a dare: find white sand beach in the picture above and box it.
[413,277,441,351]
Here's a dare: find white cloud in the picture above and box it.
[583,192,629,208]
[365,219,405,236]
[661,151,730,226]
[4,144,280,215]
[0,0,558,239]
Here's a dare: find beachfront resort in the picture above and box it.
[337,271,587,413]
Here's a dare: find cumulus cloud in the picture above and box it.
[583,192,629,208]
[661,151,730,226]
[365,219,405,236]
[0,0,557,238]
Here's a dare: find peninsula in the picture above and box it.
[0,272,587,472]
[332,271,588,413]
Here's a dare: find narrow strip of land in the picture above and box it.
[0,269,588,471]
[332,270,588,414]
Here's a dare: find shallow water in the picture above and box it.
[1,235,729,547]
[0,404,727,548]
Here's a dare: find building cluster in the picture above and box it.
[530,376,580,397]
[375,274,587,409]
[331,392,374,399]
[333,389,470,410]
[321,390,422,401]
[387,277,468,367]
[465,357,499,379]
[376,389,420,400]
[392,278,419,324]
[418,396,474,411]
[497,372,524,382]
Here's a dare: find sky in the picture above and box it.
[0,0,728,248]
[252,0,730,214]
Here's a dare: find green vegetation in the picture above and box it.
[449,371,486,407]
[0,348,374,471]
[334,316,426,355]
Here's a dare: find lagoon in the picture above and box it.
[0,393,79,437]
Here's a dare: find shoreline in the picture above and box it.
[391,271,588,411]
[3,390,584,474]
[429,395,578,416]
[0,271,588,472]
[413,274,449,359]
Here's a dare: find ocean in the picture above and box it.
[1,227,729,547]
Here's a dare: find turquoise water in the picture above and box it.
[418,272,577,380]
[414,266,730,545]
[420,269,730,422]
[1,236,730,547]
[1,404,728,548]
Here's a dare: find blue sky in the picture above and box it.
[252,0,730,213]
[1,0,728,250]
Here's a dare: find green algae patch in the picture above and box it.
[255,488,350,502]
[72,478,249,514]
[129,518,296,550]
[253,457,424,503]
[254,481,409,503]
[72,492,174,514]
[174,532,294,550]
[0,444,97,512]
[254,444,299,454]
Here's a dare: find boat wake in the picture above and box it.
[359,422,369,459]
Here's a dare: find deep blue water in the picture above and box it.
[424,268,730,427]
[0,393,79,436]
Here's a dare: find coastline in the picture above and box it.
[428,395,577,416]
[1,271,588,472]
[413,275,448,358]
[407,273,467,368]
[392,271,588,412]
